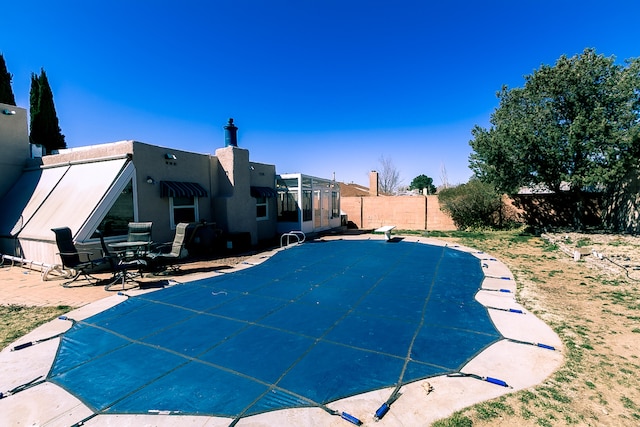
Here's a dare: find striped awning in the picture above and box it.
[250,186,278,198]
[160,181,208,198]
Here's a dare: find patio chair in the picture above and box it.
[95,230,148,291]
[51,227,114,287]
[143,223,190,273]
[124,222,153,257]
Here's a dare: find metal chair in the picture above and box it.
[95,230,147,291]
[123,222,153,257]
[143,223,190,273]
[51,227,113,287]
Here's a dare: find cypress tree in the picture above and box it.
[29,69,66,153]
[29,72,42,145]
[0,53,16,105]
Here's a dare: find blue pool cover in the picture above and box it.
[47,239,502,421]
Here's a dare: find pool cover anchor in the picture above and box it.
[447,372,512,388]
[340,411,363,425]
[373,390,403,421]
[316,405,363,426]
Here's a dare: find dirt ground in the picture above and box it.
[433,230,640,427]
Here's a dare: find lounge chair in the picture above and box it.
[143,223,190,272]
[51,227,114,287]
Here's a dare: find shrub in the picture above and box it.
[438,179,507,229]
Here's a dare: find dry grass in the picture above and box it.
[0,305,71,349]
[428,229,640,427]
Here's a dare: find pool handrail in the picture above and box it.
[280,231,306,247]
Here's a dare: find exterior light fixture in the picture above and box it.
[146,176,155,184]
[2,109,16,115]
[164,153,177,160]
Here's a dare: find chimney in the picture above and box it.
[224,118,238,147]
[369,170,379,196]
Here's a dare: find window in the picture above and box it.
[302,190,312,222]
[256,196,268,220]
[323,189,330,226]
[170,196,198,228]
[332,191,340,218]
[93,180,134,238]
[278,191,298,222]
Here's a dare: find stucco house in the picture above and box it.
[0,107,340,267]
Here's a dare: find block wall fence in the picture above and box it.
[341,195,457,231]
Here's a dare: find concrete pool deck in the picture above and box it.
[0,234,563,426]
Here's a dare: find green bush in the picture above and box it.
[438,179,506,229]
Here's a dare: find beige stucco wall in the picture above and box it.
[131,142,216,244]
[214,146,259,245]
[0,104,29,199]
[40,140,134,166]
[249,161,277,243]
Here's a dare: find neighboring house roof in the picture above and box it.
[339,182,370,197]
[518,182,571,194]
[518,181,604,195]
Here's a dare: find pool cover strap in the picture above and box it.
[487,306,524,313]
[0,376,45,399]
[508,338,556,351]
[374,244,447,420]
[10,331,66,351]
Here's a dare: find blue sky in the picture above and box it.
[3,1,638,187]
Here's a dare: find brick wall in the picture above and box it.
[341,197,363,227]
[425,195,457,230]
[342,195,457,231]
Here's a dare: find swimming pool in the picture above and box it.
[47,239,501,424]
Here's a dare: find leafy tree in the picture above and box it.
[29,69,66,153]
[409,174,437,194]
[437,179,504,229]
[377,155,401,195]
[469,48,640,229]
[0,53,16,105]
